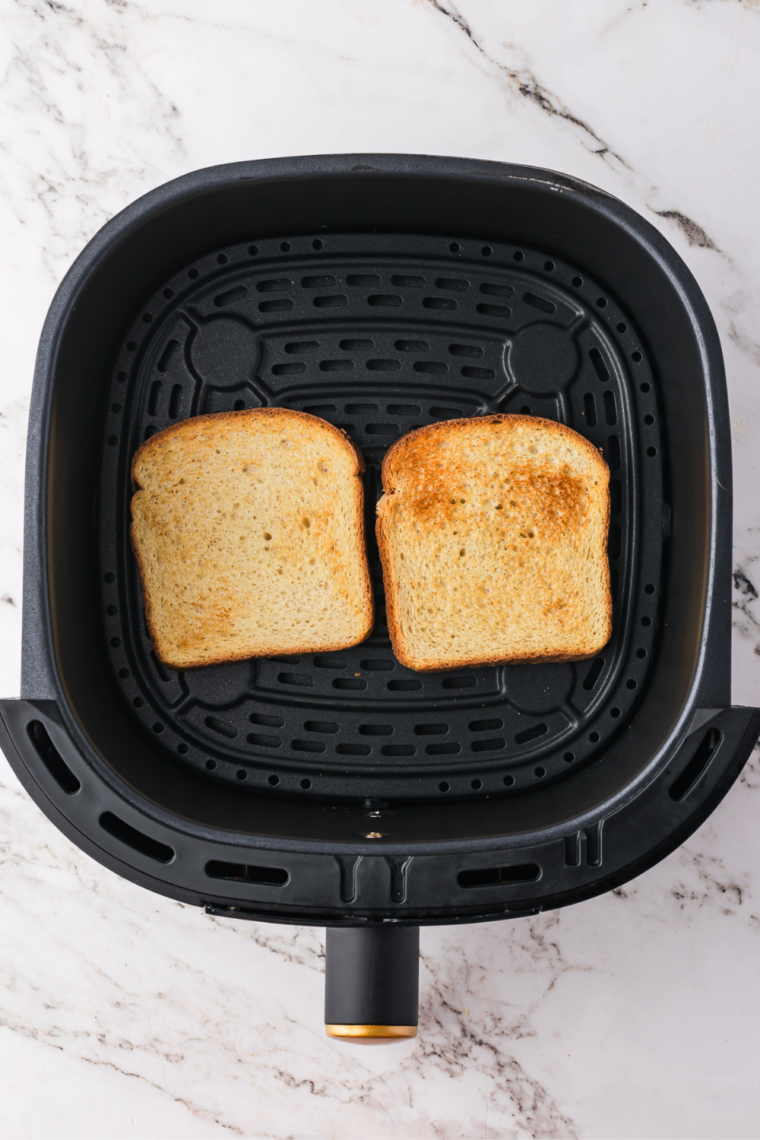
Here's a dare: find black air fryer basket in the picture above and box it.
[2,156,758,1041]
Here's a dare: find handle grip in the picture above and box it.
[324,925,419,1043]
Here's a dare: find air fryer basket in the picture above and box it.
[1,156,758,1038]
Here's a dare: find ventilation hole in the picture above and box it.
[435,277,469,293]
[27,721,80,794]
[644,414,655,425]
[480,283,514,298]
[470,718,503,732]
[596,297,607,308]
[414,724,448,737]
[267,774,280,786]
[535,767,546,778]
[142,313,154,325]
[647,446,658,457]
[588,348,609,383]
[175,744,188,756]
[449,242,460,253]
[168,385,183,418]
[285,340,319,354]
[100,812,174,863]
[422,296,456,310]
[640,382,651,393]
[340,339,374,352]
[572,276,582,286]
[449,345,484,361]
[414,361,448,374]
[147,380,162,417]
[584,393,597,428]
[392,274,425,287]
[523,292,555,314]
[117,371,128,384]
[312,239,323,250]
[280,241,290,252]
[564,752,574,763]
[610,708,621,718]
[304,403,336,415]
[429,406,464,418]
[301,777,312,788]
[589,732,600,743]
[461,366,495,380]
[520,406,531,415]
[669,729,722,801]
[205,716,237,739]
[347,274,381,286]
[442,674,476,689]
[333,678,367,691]
[268,654,302,663]
[118,668,129,679]
[336,423,355,434]
[604,391,617,425]
[127,340,137,349]
[300,722,337,738]
[359,724,393,736]
[111,403,122,414]
[278,672,313,687]
[471,778,483,790]
[367,359,400,371]
[608,525,622,560]
[302,274,336,288]
[247,733,281,748]
[258,278,293,294]
[110,637,121,647]
[458,863,539,888]
[641,616,652,627]
[608,435,621,470]
[512,251,524,262]
[388,679,422,691]
[249,713,284,729]
[214,285,246,308]
[476,303,511,318]
[645,583,656,594]
[345,403,379,413]
[583,657,605,691]
[358,660,394,674]
[273,362,307,376]
[292,739,325,753]
[106,604,117,616]
[439,780,450,792]
[503,775,515,786]
[610,480,622,516]
[205,759,216,770]
[472,738,505,753]
[107,435,118,447]
[259,299,293,312]
[387,404,421,416]
[133,697,143,707]
[104,572,115,583]
[515,723,549,744]
[206,859,287,885]
[426,743,461,755]
[544,260,555,271]
[627,679,637,690]
[383,745,416,757]
[637,646,647,656]
[314,295,347,308]
[368,294,402,307]
[632,351,642,362]
[611,568,619,604]
[337,743,371,757]
[395,339,429,352]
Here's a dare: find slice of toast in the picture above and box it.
[131,408,373,669]
[376,415,611,672]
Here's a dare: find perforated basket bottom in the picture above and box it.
[99,233,663,800]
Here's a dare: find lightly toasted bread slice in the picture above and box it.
[131,408,374,669]
[376,415,611,672]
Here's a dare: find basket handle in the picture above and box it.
[324,925,419,1043]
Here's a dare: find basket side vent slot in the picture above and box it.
[99,812,174,863]
[205,860,288,885]
[27,720,81,795]
[669,728,722,802]
[458,863,540,889]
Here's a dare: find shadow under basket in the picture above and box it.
[1,156,758,1042]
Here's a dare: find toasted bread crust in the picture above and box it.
[130,407,373,669]
[376,415,611,672]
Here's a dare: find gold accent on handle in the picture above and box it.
[325,1024,417,1042]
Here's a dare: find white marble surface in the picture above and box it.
[1,1,760,1136]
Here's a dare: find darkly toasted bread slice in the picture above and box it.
[131,408,373,669]
[376,415,611,672]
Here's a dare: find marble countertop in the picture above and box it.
[1,2,760,1137]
